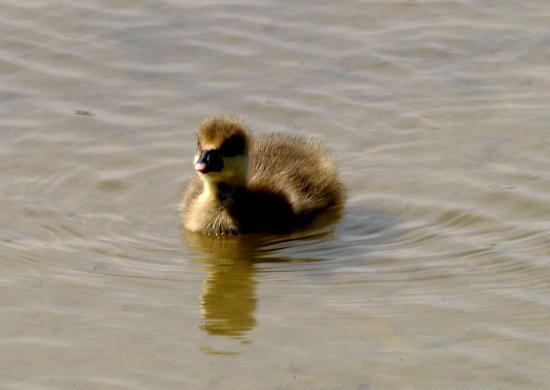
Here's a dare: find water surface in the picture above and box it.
[1,0,550,388]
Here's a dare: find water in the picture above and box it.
[2,0,550,388]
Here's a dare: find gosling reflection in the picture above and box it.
[184,208,342,339]
[185,233,260,338]
[200,255,257,337]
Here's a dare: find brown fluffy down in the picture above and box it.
[181,117,344,236]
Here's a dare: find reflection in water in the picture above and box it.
[200,253,257,337]
[185,234,264,339]
[183,207,343,339]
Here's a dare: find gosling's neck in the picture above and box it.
[199,175,248,207]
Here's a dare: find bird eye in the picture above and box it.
[220,135,244,157]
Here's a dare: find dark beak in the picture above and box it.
[194,150,223,173]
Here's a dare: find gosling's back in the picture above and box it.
[248,134,343,217]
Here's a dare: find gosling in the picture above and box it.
[181,116,344,236]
